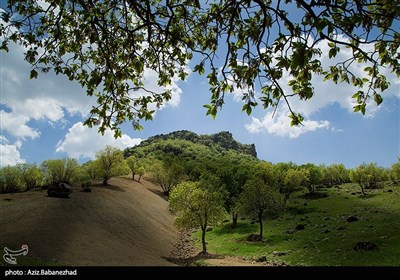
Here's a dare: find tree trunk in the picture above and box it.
[103,178,108,186]
[283,193,290,206]
[359,183,366,195]
[258,212,263,241]
[132,172,135,181]
[201,226,207,255]
[231,212,238,228]
[138,175,142,182]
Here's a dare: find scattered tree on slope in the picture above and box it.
[95,146,127,185]
[238,177,282,241]
[169,181,226,255]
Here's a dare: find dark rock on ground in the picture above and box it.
[257,256,267,262]
[295,224,305,230]
[353,241,377,251]
[247,234,262,242]
[347,216,359,222]
[272,251,289,257]
[169,230,197,264]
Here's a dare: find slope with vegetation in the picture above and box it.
[193,183,400,266]
[1,130,399,266]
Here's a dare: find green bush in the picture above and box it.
[0,166,23,193]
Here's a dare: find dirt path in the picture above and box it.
[0,178,178,266]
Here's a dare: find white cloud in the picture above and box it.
[246,111,330,138]
[138,68,184,110]
[244,35,399,137]
[0,42,95,140]
[0,135,9,144]
[0,110,40,139]
[0,136,25,167]
[55,122,142,159]
[1,38,187,142]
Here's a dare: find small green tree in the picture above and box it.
[126,155,138,180]
[81,160,98,181]
[350,163,386,194]
[238,178,282,241]
[17,163,43,190]
[390,158,400,184]
[95,146,126,185]
[0,165,23,193]
[151,156,184,196]
[301,164,323,194]
[254,161,276,185]
[273,162,296,196]
[322,164,350,187]
[350,164,369,195]
[41,158,79,185]
[169,181,226,255]
[365,162,387,188]
[137,166,145,183]
[282,168,309,205]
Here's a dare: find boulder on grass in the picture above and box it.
[347,216,359,223]
[295,224,305,230]
[353,241,377,251]
[247,234,262,242]
[257,256,267,262]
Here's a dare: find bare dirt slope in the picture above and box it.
[0,178,179,266]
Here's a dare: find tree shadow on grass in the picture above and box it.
[212,222,257,235]
[287,205,318,215]
[212,223,291,247]
[298,192,329,200]
[358,193,379,199]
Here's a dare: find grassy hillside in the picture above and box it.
[193,183,400,266]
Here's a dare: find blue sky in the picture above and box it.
[1,28,399,169]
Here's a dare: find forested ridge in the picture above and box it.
[124,130,257,158]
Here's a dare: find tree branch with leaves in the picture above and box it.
[1,0,398,135]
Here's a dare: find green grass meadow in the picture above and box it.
[193,183,400,266]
